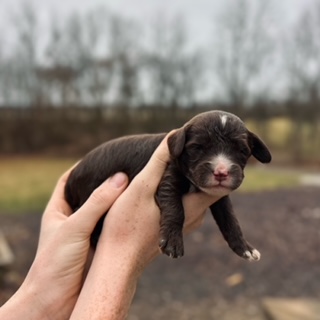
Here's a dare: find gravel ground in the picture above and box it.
[0,186,319,319]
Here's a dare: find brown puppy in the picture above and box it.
[65,110,271,260]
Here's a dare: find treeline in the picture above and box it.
[0,1,319,163]
[0,1,320,112]
[0,106,200,155]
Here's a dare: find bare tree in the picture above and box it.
[283,4,320,161]
[212,0,274,116]
[145,15,203,110]
[83,9,114,109]
[44,9,114,107]
[0,32,6,105]
[108,14,141,108]
[45,13,88,106]
[10,3,40,106]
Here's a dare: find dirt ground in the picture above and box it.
[0,186,319,319]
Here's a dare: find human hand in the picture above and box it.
[97,133,218,269]
[71,132,221,320]
[0,169,129,320]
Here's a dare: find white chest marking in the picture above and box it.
[220,115,228,127]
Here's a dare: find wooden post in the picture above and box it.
[262,298,320,320]
[0,231,14,267]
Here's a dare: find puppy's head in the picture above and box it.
[168,110,272,196]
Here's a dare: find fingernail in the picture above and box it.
[108,172,128,188]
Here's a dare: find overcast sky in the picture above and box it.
[0,0,317,103]
[1,0,316,49]
[2,0,313,20]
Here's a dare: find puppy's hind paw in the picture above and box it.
[243,248,261,261]
[159,233,184,259]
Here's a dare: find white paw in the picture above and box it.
[244,249,261,261]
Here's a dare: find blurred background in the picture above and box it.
[0,0,319,319]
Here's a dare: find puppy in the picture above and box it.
[65,110,271,260]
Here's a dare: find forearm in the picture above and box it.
[71,268,136,320]
[70,243,155,320]
[0,282,51,320]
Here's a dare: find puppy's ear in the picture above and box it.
[248,131,272,163]
[167,128,186,158]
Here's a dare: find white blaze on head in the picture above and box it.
[220,114,228,127]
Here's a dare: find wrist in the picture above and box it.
[0,283,50,320]
[70,241,159,320]
[99,227,161,275]
[15,263,77,320]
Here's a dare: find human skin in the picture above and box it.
[70,133,220,320]
[0,132,220,320]
[0,169,129,320]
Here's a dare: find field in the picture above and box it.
[0,157,75,213]
[0,157,300,214]
[0,156,318,319]
[0,165,319,319]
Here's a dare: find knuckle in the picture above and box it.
[90,187,112,206]
[131,176,156,196]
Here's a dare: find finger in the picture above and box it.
[44,166,76,218]
[48,161,80,206]
[184,192,219,215]
[183,192,221,233]
[135,130,175,189]
[69,172,129,234]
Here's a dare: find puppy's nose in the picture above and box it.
[213,167,229,181]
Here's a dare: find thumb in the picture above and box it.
[68,172,129,234]
[134,131,175,190]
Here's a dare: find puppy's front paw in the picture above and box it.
[159,231,184,258]
[230,241,261,261]
[243,248,261,261]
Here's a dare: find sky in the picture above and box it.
[0,0,317,103]
[1,0,316,49]
[1,0,313,20]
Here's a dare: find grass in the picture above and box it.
[247,117,320,161]
[0,157,302,214]
[240,165,300,192]
[0,157,75,213]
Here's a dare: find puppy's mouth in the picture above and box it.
[197,175,242,195]
[187,165,244,195]
[212,181,232,188]
[207,180,234,190]
[194,179,233,196]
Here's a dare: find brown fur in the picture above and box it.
[65,110,271,259]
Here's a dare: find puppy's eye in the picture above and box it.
[239,146,251,157]
[235,142,250,157]
[187,143,203,151]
